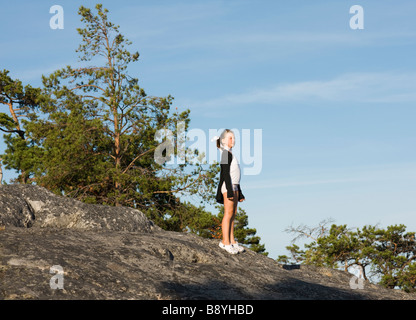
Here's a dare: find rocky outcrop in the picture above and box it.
[0,184,415,300]
[0,184,154,232]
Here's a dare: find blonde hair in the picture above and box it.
[216,129,233,149]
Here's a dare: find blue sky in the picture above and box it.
[1,0,416,259]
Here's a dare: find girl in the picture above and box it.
[214,129,246,254]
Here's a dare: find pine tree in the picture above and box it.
[3,5,215,210]
[279,220,416,292]
[0,69,40,183]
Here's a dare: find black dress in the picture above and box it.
[215,149,245,204]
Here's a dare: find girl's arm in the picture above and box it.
[220,150,234,199]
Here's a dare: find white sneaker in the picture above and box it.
[232,242,245,253]
[219,241,238,254]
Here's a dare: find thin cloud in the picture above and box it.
[190,72,416,108]
[245,177,366,190]
[245,163,416,191]
[133,30,416,51]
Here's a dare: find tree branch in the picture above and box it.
[0,127,25,139]
[153,173,203,194]
[122,147,155,174]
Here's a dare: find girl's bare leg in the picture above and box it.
[229,191,239,244]
[222,191,238,245]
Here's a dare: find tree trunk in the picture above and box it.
[8,102,21,131]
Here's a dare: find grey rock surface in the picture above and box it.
[0,184,154,232]
[0,184,415,300]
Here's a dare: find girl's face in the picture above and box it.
[222,132,235,149]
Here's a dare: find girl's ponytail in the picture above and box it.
[211,129,233,149]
